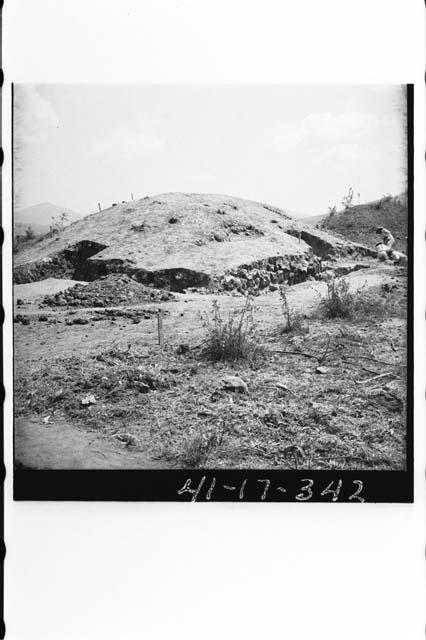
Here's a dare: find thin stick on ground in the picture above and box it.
[355,372,397,385]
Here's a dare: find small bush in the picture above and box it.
[279,285,306,333]
[179,433,210,467]
[320,277,354,318]
[49,212,69,237]
[201,296,261,362]
[319,277,400,320]
[178,427,225,468]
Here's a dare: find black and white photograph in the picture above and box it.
[12,84,412,494]
[2,2,425,640]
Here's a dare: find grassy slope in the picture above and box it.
[321,199,408,252]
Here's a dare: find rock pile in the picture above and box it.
[217,255,322,293]
[41,274,176,308]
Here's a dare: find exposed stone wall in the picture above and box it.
[13,235,372,294]
[216,254,322,293]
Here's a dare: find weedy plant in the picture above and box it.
[178,427,226,468]
[279,285,306,333]
[201,296,262,362]
[319,276,398,320]
[320,276,354,318]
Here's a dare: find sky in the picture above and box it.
[13,84,407,216]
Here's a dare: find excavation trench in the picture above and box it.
[286,229,376,260]
[13,239,371,293]
[14,241,109,284]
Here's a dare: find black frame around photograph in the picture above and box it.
[12,85,414,503]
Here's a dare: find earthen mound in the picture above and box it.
[14,192,376,292]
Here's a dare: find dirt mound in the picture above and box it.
[319,195,408,252]
[41,273,175,308]
[14,192,376,290]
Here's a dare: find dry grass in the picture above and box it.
[319,276,404,321]
[279,285,307,333]
[15,281,407,471]
[322,197,408,252]
[201,297,263,362]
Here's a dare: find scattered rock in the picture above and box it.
[113,432,138,447]
[222,375,249,394]
[81,394,97,405]
[71,317,89,325]
[316,366,329,374]
[42,274,176,308]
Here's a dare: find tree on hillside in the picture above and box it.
[25,226,35,240]
[49,212,69,236]
[341,187,354,210]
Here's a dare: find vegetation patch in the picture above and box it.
[201,297,263,363]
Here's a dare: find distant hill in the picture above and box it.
[14,203,82,237]
[304,194,408,253]
[301,213,329,226]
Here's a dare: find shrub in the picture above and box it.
[201,296,261,362]
[341,187,354,210]
[319,277,400,320]
[320,277,354,318]
[49,212,69,237]
[279,285,306,333]
[179,433,210,467]
[178,427,225,468]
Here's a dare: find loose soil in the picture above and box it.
[40,273,175,308]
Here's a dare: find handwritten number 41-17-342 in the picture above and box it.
[177,478,365,502]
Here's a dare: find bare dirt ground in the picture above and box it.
[15,416,163,469]
[15,278,88,302]
[14,263,407,470]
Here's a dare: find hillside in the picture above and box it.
[300,212,328,226]
[14,192,375,290]
[319,195,408,252]
[14,202,82,237]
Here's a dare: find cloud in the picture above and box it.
[272,111,379,151]
[318,142,380,167]
[93,119,165,155]
[14,85,60,147]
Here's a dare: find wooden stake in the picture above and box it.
[157,309,163,346]
[131,193,134,200]
[98,202,102,212]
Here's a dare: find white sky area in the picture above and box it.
[13,84,407,216]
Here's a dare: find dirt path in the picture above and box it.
[15,416,164,469]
